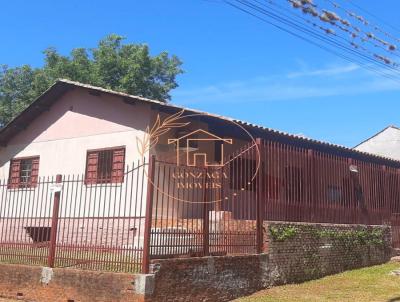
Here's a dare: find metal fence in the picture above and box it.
[145,138,400,263]
[1,138,400,273]
[0,161,148,273]
[147,142,260,262]
[259,139,399,225]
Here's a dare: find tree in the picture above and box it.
[0,34,183,127]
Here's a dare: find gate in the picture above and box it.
[148,141,261,259]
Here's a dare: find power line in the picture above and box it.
[221,0,400,83]
[262,0,400,61]
[300,0,400,59]
[344,0,400,34]
[230,0,400,76]
[236,0,398,71]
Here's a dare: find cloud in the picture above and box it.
[172,62,400,105]
[286,63,360,78]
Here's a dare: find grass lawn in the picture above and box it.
[236,262,400,302]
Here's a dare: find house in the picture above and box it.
[354,125,400,161]
[1,79,400,257]
[2,79,398,180]
[0,80,250,180]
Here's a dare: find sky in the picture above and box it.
[1,0,400,147]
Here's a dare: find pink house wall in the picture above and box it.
[0,87,152,178]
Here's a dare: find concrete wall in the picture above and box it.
[355,126,400,160]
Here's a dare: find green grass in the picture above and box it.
[235,262,400,302]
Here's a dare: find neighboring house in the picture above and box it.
[354,125,400,161]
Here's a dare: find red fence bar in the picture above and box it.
[142,155,156,274]
[202,168,210,256]
[256,138,263,253]
[47,174,62,268]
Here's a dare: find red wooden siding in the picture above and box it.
[8,159,21,189]
[30,158,40,186]
[111,148,125,183]
[85,152,99,185]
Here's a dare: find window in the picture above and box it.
[8,157,40,189]
[85,147,125,184]
[24,226,51,243]
[327,185,342,203]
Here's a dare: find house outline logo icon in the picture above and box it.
[137,109,261,203]
[167,129,233,167]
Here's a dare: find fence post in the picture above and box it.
[307,149,315,222]
[202,167,210,256]
[382,165,388,224]
[47,174,62,268]
[348,158,360,224]
[142,155,156,274]
[256,138,263,254]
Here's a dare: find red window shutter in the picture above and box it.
[111,148,125,183]
[30,158,40,187]
[8,159,21,189]
[85,152,99,184]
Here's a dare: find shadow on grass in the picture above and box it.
[387,297,400,302]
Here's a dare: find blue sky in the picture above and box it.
[1,0,400,147]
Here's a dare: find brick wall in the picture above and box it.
[265,222,392,284]
[148,222,392,302]
[149,254,269,302]
[0,264,143,302]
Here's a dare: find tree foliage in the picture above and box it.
[0,34,183,126]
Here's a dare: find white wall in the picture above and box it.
[355,126,400,161]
